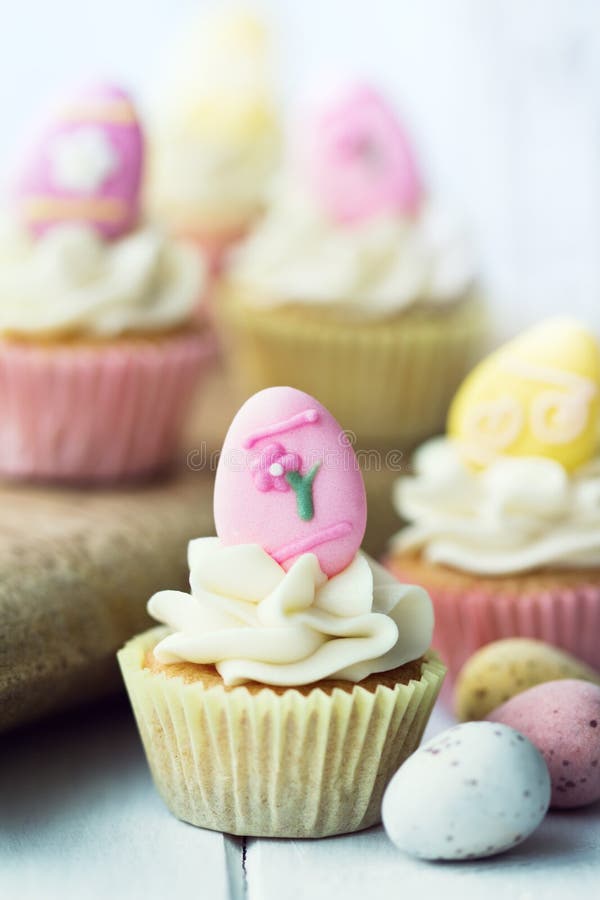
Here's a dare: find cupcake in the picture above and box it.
[385,318,600,682]
[217,81,486,448]
[118,386,445,837]
[147,5,279,274]
[0,82,213,482]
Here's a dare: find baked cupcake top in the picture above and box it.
[228,81,475,317]
[1,82,204,339]
[148,386,433,687]
[147,5,279,235]
[392,318,600,575]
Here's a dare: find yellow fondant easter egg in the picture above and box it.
[455,638,600,722]
[448,318,600,471]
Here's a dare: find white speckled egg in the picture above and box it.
[382,722,550,860]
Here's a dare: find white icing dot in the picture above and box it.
[49,126,119,193]
[269,462,284,477]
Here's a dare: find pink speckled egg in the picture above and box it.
[13,82,143,239]
[488,679,600,809]
[213,387,367,577]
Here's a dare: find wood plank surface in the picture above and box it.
[0,695,233,900]
[245,704,600,900]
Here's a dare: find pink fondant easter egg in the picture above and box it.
[488,680,600,809]
[13,82,143,239]
[214,387,367,577]
[299,81,423,225]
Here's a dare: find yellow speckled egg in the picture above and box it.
[448,318,600,471]
[455,638,600,721]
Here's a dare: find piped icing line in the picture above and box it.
[461,397,524,464]
[21,197,128,223]
[499,357,598,396]
[271,521,352,564]
[500,357,597,445]
[286,462,321,520]
[461,358,599,463]
[58,101,138,124]
[243,408,320,448]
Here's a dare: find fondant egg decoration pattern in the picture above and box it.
[448,319,600,471]
[14,83,143,239]
[214,387,367,577]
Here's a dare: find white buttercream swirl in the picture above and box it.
[228,182,475,316]
[149,125,278,234]
[148,11,279,233]
[392,437,600,575]
[148,537,433,687]
[0,220,204,337]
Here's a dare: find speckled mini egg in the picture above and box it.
[382,722,550,860]
[488,679,600,809]
[455,639,600,722]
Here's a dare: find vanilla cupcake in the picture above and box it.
[0,82,213,482]
[218,81,486,448]
[147,5,280,273]
[119,386,444,837]
[386,319,600,682]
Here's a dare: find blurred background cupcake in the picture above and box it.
[0,82,214,483]
[385,318,600,684]
[217,80,487,451]
[146,3,280,277]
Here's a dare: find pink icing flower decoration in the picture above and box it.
[300,82,422,225]
[249,442,301,493]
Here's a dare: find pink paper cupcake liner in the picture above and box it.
[384,555,600,689]
[0,331,215,482]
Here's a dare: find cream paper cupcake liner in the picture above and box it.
[216,285,487,448]
[118,626,445,838]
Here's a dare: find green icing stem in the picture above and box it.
[285,463,321,521]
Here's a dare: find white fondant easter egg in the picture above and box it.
[213,387,367,576]
[448,318,600,471]
[13,82,143,239]
[382,721,550,860]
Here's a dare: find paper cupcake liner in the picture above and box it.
[118,627,445,838]
[385,553,600,685]
[0,331,215,482]
[216,286,487,448]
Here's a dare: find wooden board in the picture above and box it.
[0,468,214,733]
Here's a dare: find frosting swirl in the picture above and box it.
[148,537,433,687]
[148,125,278,233]
[228,183,475,316]
[0,220,204,338]
[148,10,278,233]
[392,437,600,575]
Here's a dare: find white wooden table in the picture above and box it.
[2,696,599,900]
